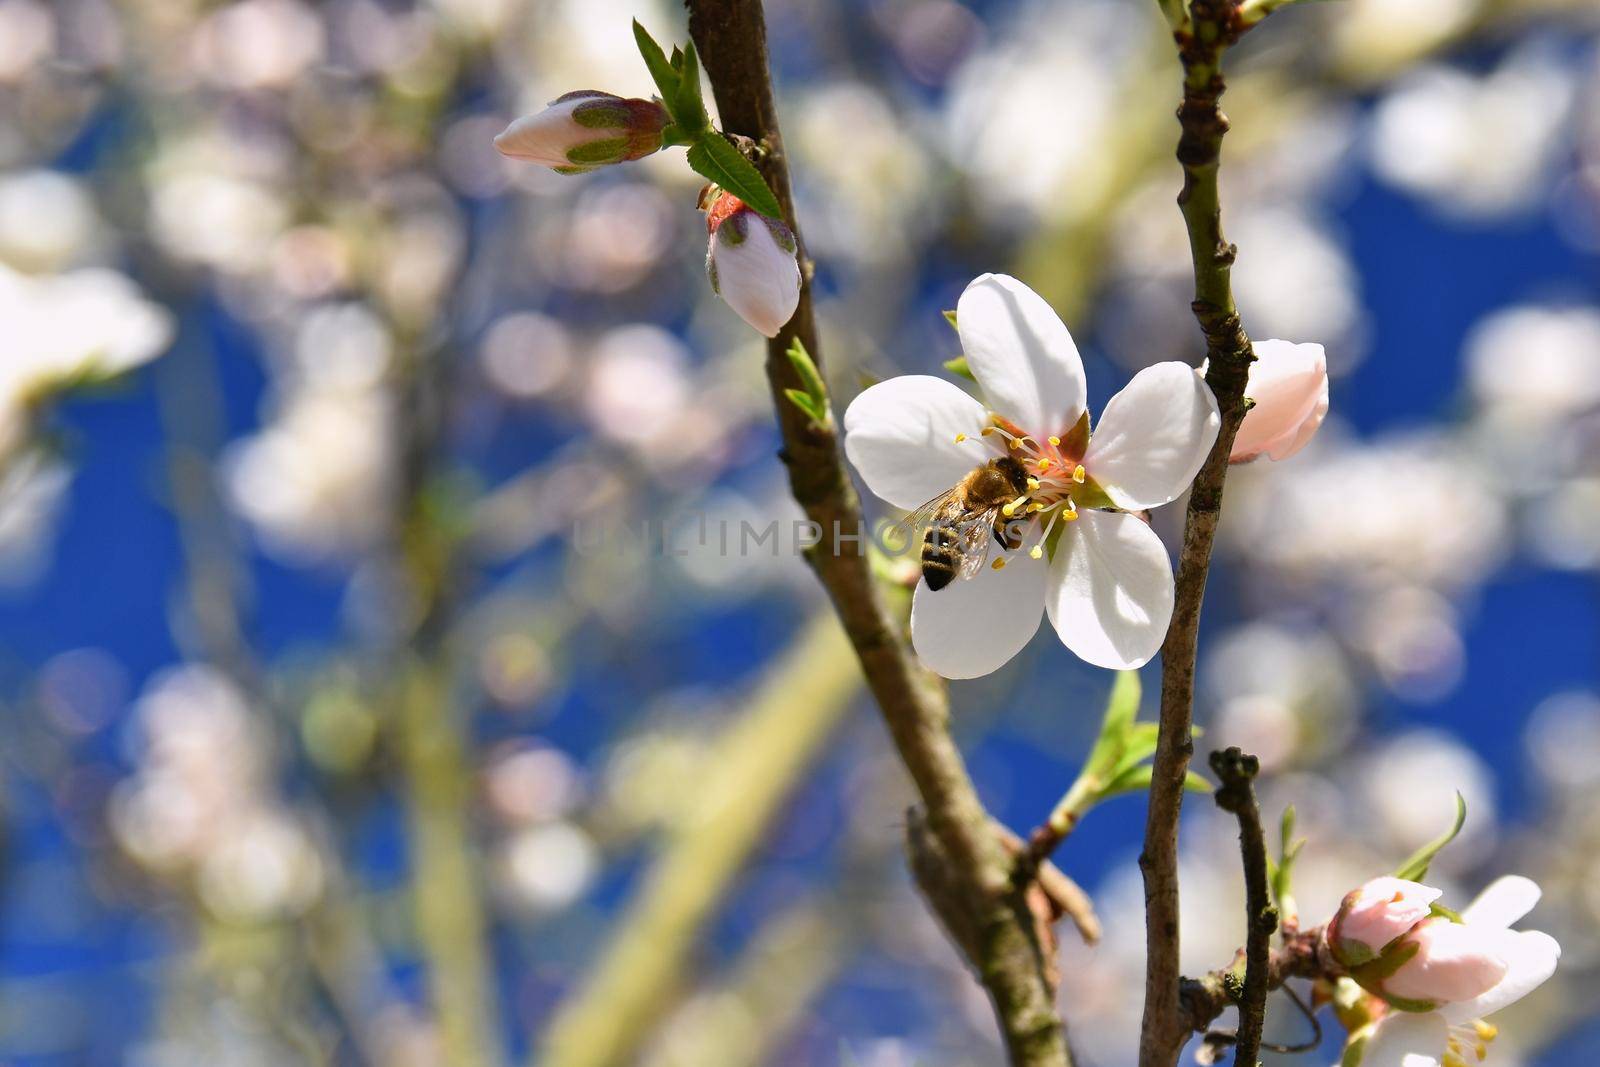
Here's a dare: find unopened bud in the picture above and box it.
[703,191,800,338]
[494,91,668,174]
[1229,339,1329,463]
[1327,876,1441,967]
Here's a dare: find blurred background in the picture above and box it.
[2,0,1599,1064]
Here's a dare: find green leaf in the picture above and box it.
[785,388,824,426]
[943,355,975,382]
[1099,763,1152,799]
[786,338,828,406]
[942,309,958,330]
[633,20,679,102]
[1082,670,1141,781]
[1270,805,1304,906]
[1183,770,1213,794]
[1393,792,1466,883]
[671,41,709,134]
[686,134,783,219]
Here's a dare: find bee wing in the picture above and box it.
[888,487,963,550]
[953,508,1002,581]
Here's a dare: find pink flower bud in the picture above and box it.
[1328,876,1442,966]
[1379,917,1510,1010]
[494,91,668,174]
[1229,339,1328,463]
[703,191,800,338]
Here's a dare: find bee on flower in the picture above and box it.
[843,273,1222,677]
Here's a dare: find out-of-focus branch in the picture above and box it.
[1209,749,1276,1065]
[641,897,851,1067]
[538,613,860,1067]
[683,2,1071,1063]
[1139,2,1262,1065]
[1177,924,1332,1039]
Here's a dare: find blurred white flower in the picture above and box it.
[1466,303,1600,421]
[225,388,394,563]
[1226,432,1507,593]
[483,742,583,823]
[1204,623,1357,770]
[0,264,173,458]
[1370,48,1576,218]
[943,0,1136,219]
[1362,730,1497,864]
[196,809,324,922]
[480,311,575,400]
[1230,209,1362,360]
[193,0,324,91]
[494,821,599,913]
[1334,0,1481,75]
[0,0,53,83]
[1526,690,1600,792]
[582,324,693,448]
[0,170,98,272]
[1348,585,1466,702]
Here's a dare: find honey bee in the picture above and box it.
[897,455,1032,591]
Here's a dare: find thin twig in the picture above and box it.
[1209,749,1276,1065]
[1139,2,1262,1064]
[683,2,1070,1063]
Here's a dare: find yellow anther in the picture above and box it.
[1062,508,1079,522]
[1442,1053,1468,1067]
[954,433,967,443]
[1037,458,1053,471]
[1029,545,1043,560]
[1048,435,1061,446]
[1026,477,1041,490]
[991,558,1007,571]
[1072,464,1086,483]
[980,426,996,436]
[1027,502,1044,512]
[1473,1023,1498,1043]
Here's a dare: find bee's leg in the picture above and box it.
[992,516,1022,551]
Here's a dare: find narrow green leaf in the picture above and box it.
[942,309,958,329]
[1098,763,1152,799]
[1183,770,1212,794]
[1393,792,1467,882]
[943,355,975,382]
[786,338,828,408]
[784,388,823,426]
[686,134,783,219]
[633,20,679,103]
[1104,670,1141,735]
[672,41,709,134]
[1083,671,1142,781]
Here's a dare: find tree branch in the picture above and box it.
[683,2,1070,1063]
[1139,2,1261,1064]
[1209,749,1276,1065]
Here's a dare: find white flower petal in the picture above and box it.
[709,216,801,338]
[1083,362,1221,510]
[956,273,1086,437]
[1362,1012,1449,1067]
[843,375,990,511]
[911,548,1046,679]
[1045,509,1174,670]
[1440,929,1560,1023]
[1460,876,1541,931]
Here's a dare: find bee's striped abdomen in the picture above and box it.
[921,524,959,591]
